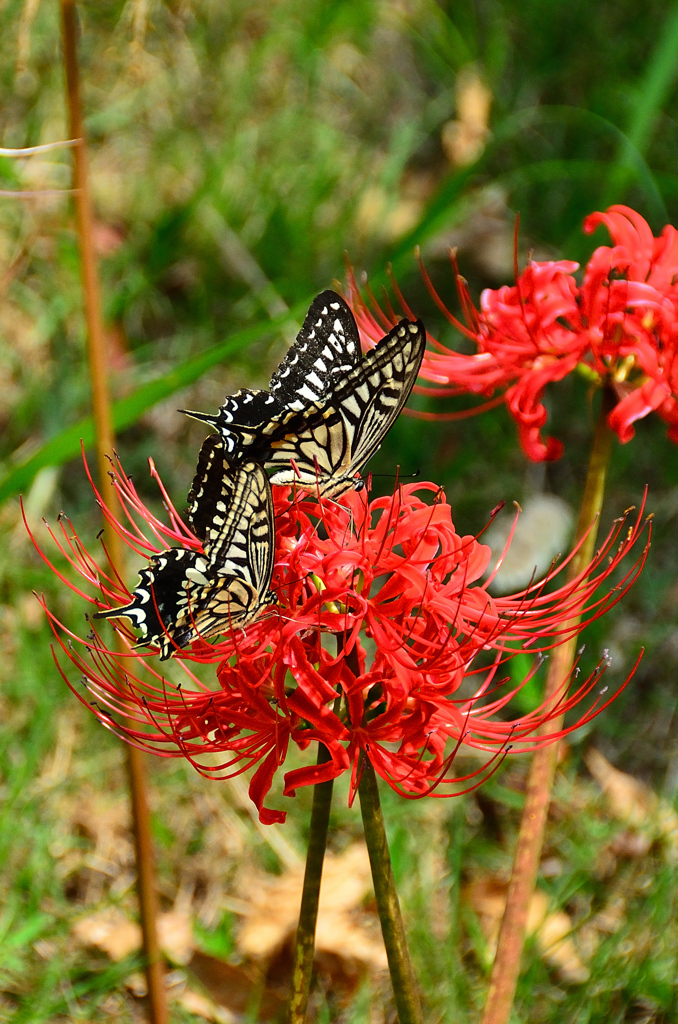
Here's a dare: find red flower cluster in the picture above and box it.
[349,205,678,461]
[31,456,648,824]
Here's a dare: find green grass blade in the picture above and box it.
[600,2,678,213]
[627,0,678,155]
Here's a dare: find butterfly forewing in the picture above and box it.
[183,291,426,497]
[334,319,426,473]
[181,290,360,454]
[270,290,360,408]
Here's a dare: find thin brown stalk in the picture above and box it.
[59,3,167,1021]
[358,759,423,1024]
[481,387,615,1024]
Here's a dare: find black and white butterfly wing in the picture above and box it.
[331,318,426,480]
[269,290,360,409]
[94,548,220,660]
[264,318,426,497]
[168,458,275,653]
[180,290,361,457]
[200,457,275,589]
[167,574,263,657]
[167,459,275,654]
[95,455,275,659]
[186,433,235,543]
[185,388,283,461]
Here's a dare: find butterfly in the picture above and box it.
[183,290,426,498]
[95,443,276,660]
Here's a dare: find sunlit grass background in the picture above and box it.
[3,1,678,1020]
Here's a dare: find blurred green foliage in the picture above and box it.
[3,0,678,1020]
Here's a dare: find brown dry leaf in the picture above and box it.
[354,184,424,243]
[158,911,194,965]
[441,66,492,167]
[73,908,140,962]
[586,747,678,861]
[56,787,134,904]
[72,908,194,964]
[178,989,237,1023]
[188,951,285,1020]
[585,748,654,824]
[465,876,507,958]
[527,891,590,984]
[465,878,589,983]
[238,843,386,970]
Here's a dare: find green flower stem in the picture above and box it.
[286,742,334,1024]
[358,758,424,1024]
[481,386,615,1024]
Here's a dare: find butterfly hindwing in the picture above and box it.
[167,574,261,656]
[95,457,275,660]
[94,548,216,659]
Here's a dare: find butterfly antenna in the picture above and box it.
[368,468,421,482]
[178,407,219,427]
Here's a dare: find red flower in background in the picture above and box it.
[30,456,649,824]
[349,205,678,461]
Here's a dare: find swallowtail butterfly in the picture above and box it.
[95,444,275,659]
[184,290,426,497]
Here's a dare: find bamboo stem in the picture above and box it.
[358,759,423,1024]
[59,4,167,1021]
[285,743,334,1024]
[481,387,615,1024]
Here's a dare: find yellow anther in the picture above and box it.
[613,354,636,382]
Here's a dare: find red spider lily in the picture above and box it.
[30,455,649,824]
[348,205,678,461]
